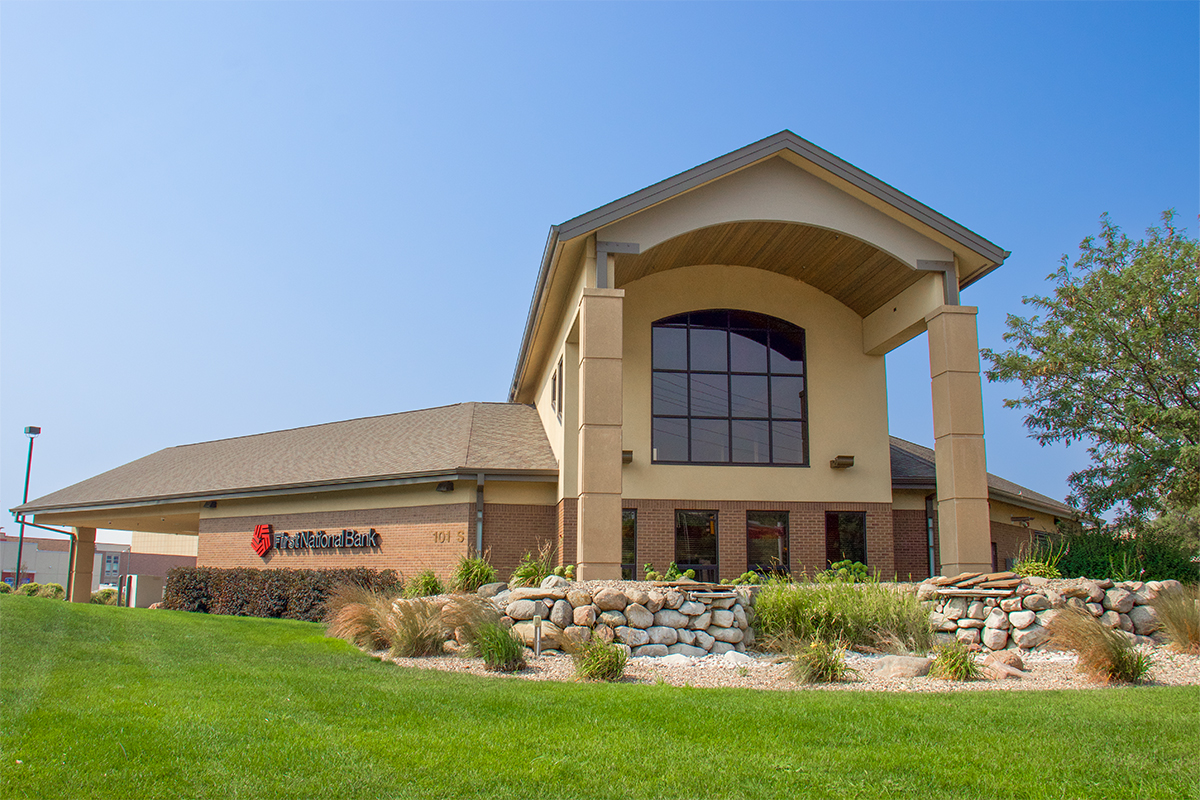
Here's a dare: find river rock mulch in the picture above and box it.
[380,644,1199,693]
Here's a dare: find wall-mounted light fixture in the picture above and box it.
[436,481,455,493]
[829,455,855,469]
[622,450,633,464]
[1010,516,1034,528]
[202,501,218,509]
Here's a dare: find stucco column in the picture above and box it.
[71,526,96,603]
[926,305,992,575]
[576,286,625,580]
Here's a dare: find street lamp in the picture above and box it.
[14,426,40,590]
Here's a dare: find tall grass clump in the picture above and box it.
[404,570,446,598]
[1048,607,1152,684]
[1151,586,1199,653]
[929,640,981,681]
[440,594,500,646]
[788,639,857,683]
[452,554,497,593]
[473,622,526,672]
[755,578,933,653]
[510,541,557,588]
[571,637,626,681]
[386,598,445,657]
[324,584,397,651]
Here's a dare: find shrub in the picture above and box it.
[815,560,871,583]
[452,555,497,594]
[18,582,41,597]
[510,541,556,588]
[929,640,981,681]
[90,588,118,605]
[571,637,627,681]
[1048,607,1153,684]
[404,570,446,598]
[473,622,526,672]
[388,598,445,658]
[1041,526,1199,582]
[37,583,65,600]
[163,567,402,621]
[1150,586,1199,654]
[324,584,397,650]
[755,579,933,653]
[789,639,857,683]
[1013,537,1067,579]
[0,582,11,594]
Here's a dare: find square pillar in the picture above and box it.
[576,286,624,580]
[71,527,96,603]
[926,305,992,575]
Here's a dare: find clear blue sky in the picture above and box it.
[3,2,1196,544]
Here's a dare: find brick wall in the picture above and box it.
[128,552,197,579]
[892,509,940,580]
[556,498,578,568]
[620,499,895,581]
[198,504,473,582]
[480,503,557,582]
[991,521,1036,572]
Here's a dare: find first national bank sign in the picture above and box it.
[251,524,379,557]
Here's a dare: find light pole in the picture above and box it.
[14,426,40,589]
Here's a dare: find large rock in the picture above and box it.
[933,613,958,632]
[982,627,1010,650]
[633,644,668,658]
[743,627,756,648]
[1103,588,1135,614]
[1045,589,1066,609]
[984,608,1010,629]
[549,599,573,629]
[1128,604,1161,635]
[562,625,591,647]
[956,627,981,645]
[982,653,1026,680]
[676,628,696,645]
[508,587,567,603]
[1000,596,1024,613]
[1009,610,1036,629]
[646,626,679,646]
[644,591,666,613]
[624,603,654,629]
[1085,602,1104,617]
[711,641,736,655]
[507,599,542,621]
[511,620,563,649]
[593,588,628,611]
[711,596,737,610]
[1035,609,1060,630]
[943,597,968,620]
[733,605,748,629]
[593,625,615,644]
[711,609,736,628]
[667,643,708,658]
[625,589,650,608]
[663,590,684,610]
[693,630,715,650]
[1117,613,1134,633]
[566,590,593,608]
[873,655,932,678]
[1012,623,1050,649]
[653,609,689,628]
[540,575,569,591]
[967,600,988,620]
[916,582,939,602]
[957,618,985,629]
[599,610,627,628]
[678,600,706,616]
[708,625,744,643]
[573,605,597,627]
[1022,594,1051,612]
[477,582,508,598]
[688,612,712,630]
[615,626,650,647]
[1098,610,1121,628]
[1158,579,1183,595]
[1133,586,1159,605]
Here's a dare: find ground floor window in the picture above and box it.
[621,509,637,580]
[824,511,866,567]
[675,510,718,583]
[103,553,121,578]
[747,511,788,574]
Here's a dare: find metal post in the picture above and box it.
[14,428,39,589]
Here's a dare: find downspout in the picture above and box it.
[12,515,77,601]
[475,474,485,556]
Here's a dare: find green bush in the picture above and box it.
[473,622,526,672]
[755,579,933,653]
[37,583,65,600]
[789,639,857,683]
[572,637,627,682]
[0,582,12,594]
[1151,585,1199,654]
[815,560,871,583]
[1048,607,1152,683]
[929,640,981,681]
[90,588,118,605]
[510,541,557,588]
[452,555,496,593]
[404,570,446,598]
[1054,527,1198,583]
[162,567,402,621]
[18,582,41,597]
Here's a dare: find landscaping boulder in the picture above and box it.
[540,575,569,591]
[633,644,668,658]
[624,603,654,629]
[573,605,597,627]
[511,620,563,649]
[477,582,507,598]
[667,643,707,658]
[1022,594,1051,611]
[1128,604,1161,635]
[982,627,1009,651]
[646,626,679,646]
[567,589,592,608]
[616,626,650,647]
[873,655,932,679]
[550,599,573,629]
[1012,623,1049,649]
[1009,610,1036,629]
[653,609,689,628]
[599,610,627,628]
[1103,588,1135,614]
[593,588,628,611]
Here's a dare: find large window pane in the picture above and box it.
[652,372,688,416]
[675,510,718,567]
[689,328,727,372]
[769,332,805,375]
[771,376,805,418]
[747,511,788,573]
[652,417,689,462]
[772,420,805,463]
[730,374,769,417]
[690,373,728,417]
[621,509,637,580]
[731,419,770,463]
[825,511,866,566]
[730,329,769,372]
[653,326,687,370]
[691,419,729,462]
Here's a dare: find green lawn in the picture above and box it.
[1,596,1196,800]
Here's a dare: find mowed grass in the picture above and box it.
[1,597,1197,800]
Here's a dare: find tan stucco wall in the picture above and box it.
[597,158,955,270]
[619,264,893,503]
[131,531,199,557]
[988,499,1060,534]
[892,489,932,511]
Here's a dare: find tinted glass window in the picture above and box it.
[621,509,637,580]
[676,510,718,582]
[747,511,789,574]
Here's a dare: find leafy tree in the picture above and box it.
[982,211,1198,526]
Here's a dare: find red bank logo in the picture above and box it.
[251,524,273,557]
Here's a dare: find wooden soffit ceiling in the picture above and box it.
[613,220,923,317]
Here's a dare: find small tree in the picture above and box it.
[982,211,1198,527]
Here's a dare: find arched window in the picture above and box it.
[651,309,808,465]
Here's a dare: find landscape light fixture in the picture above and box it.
[14,427,41,591]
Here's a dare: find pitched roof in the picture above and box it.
[889,436,1075,516]
[15,403,557,514]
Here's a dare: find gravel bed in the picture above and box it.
[381,645,1199,692]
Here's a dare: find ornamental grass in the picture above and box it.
[1150,585,1199,654]
[1047,607,1152,684]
